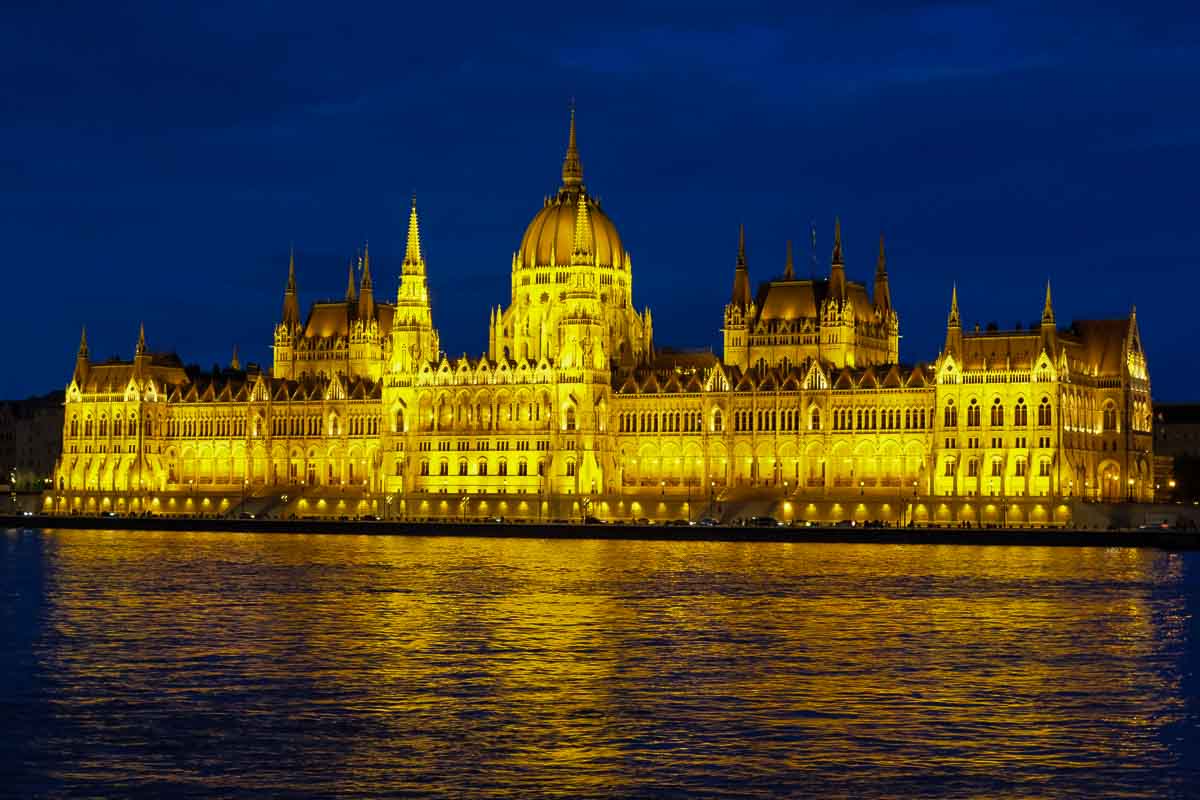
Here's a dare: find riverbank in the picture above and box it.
[3,514,1198,549]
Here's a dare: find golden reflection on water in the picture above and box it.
[17,531,1195,797]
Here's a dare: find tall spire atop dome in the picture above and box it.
[561,104,584,190]
[403,195,425,275]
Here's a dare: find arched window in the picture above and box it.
[712,409,723,432]
[944,400,957,428]
[811,407,821,431]
[564,406,576,431]
[518,460,528,476]
[439,460,449,476]
[566,460,576,477]
[990,398,1004,427]
[458,459,468,476]
[1103,403,1118,432]
[967,399,980,427]
[69,416,78,437]
[1014,398,1028,427]
[967,459,979,477]
[537,460,545,476]
[98,416,108,436]
[498,459,508,476]
[1038,397,1051,427]
[420,460,430,476]
[478,459,488,476]
[84,416,93,437]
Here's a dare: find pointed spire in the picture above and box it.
[346,257,357,303]
[784,240,794,280]
[136,322,146,355]
[403,195,425,274]
[281,247,300,329]
[829,218,846,300]
[358,241,375,320]
[287,244,297,292]
[874,232,891,310]
[230,345,241,371]
[1042,280,1054,324]
[74,325,89,382]
[571,191,593,264]
[731,224,751,308]
[78,325,88,356]
[948,283,961,327]
[944,284,963,357]
[561,104,584,190]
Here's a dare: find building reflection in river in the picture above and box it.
[8,531,1195,797]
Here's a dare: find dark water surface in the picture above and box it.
[2,530,1198,798]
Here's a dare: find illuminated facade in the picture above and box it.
[52,112,1155,523]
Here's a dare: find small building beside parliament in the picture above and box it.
[50,113,1155,525]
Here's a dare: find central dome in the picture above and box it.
[518,191,624,269]
[516,109,626,271]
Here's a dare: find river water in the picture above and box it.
[2,529,1198,798]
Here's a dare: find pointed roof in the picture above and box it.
[731,224,751,308]
[78,325,88,356]
[282,247,300,327]
[230,345,240,371]
[359,241,375,319]
[829,218,846,299]
[403,195,425,274]
[346,258,357,303]
[561,105,584,190]
[136,322,146,355]
[832,217,844,265]
[784,240,794,280]
[874,233,891,310]
[948,283,961,328]
[1042,280,1054,324]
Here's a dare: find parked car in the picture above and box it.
[747,516,781,527]
[696,517,719,527]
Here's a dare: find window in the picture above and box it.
[1014,398,1028,427]
[478,459,488,476]
[498,459,508,476]
[1039,459,1051,477]
[944,400,957,428]
[991,459,1003,477]
[990,398,1004,427]
[566,461,576,477]
[966,399,980,427]
[396,410,406,433]
[967,459,979,477]
[518,460,528,476]
[537,460,545,476]
[439,460,449,476]
[420,460,430,476]
[1015,459,1026,477]
[944,460,955,477]
[712,409,723,432]
[564,407,576,431]
[458,460,468,476]
[1038,397,1051,427]
[811,408,821,431]
[1103,404,1117,432]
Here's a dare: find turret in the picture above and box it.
[874,233,891,311]
[723,225,752,368]
[391,194,440,372]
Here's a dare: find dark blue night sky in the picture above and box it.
[3,2,1197,399]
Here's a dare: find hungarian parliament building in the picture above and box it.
[51,113,1155,525]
